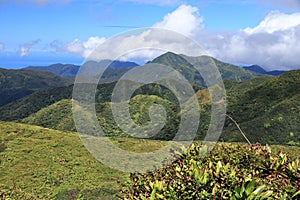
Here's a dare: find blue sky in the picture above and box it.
[1,0,300,70]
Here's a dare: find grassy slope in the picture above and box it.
[0,122,127,199]
[0,122,171,199]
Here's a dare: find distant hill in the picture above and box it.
[243,65,286,76]
[23,61,139,78]
[0,68,73,107]
[24,63,80,78]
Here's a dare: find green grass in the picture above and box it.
[0,122,127,199]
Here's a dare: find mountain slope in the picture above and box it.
[0,79,201,122]
[181,54,261,82]
[224,70,300,145]
[0,85,73,121]
[151,52,206,86]
[151,52,261,87]
[0,68,73,106]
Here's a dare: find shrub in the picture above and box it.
[120,143,300,199]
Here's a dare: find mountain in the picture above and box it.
[108,60,139,68]
[24,63,80,78]
[23,61,139,78]
[243,65,286,76]
[151,52,261,87]
[0,68,73,107]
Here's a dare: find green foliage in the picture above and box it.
[224,70,300,146]
[121,143,300,199]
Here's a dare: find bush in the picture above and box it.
[121,143,300,199]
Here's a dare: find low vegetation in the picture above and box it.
[0,122,126,199]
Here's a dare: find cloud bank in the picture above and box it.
[203,11,300,70]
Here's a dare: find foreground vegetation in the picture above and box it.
[121,143,300,199]
[0,122,299,199]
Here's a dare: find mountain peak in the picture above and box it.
[243,65,267,74]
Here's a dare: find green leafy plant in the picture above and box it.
[121,143,300,199]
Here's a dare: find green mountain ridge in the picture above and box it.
[0,68,73,107]
[151,52,261,87]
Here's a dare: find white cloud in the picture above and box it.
[153,4,203,36]
[20,39,40,57]
[0,43,4,51]
[244,11,300,34]
[63,36,106,58]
